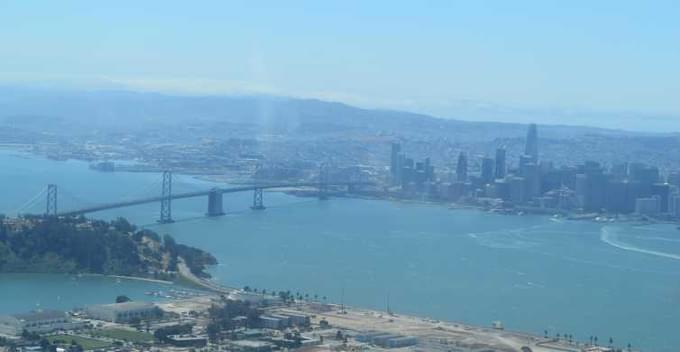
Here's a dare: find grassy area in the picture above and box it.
[91,328,154,343]
[47,335,112,350]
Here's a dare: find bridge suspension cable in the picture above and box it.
[57,187,99,214]
[118,177,162,202]
[13,187,47,216]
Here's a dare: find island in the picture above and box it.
[0,215,635,352]
[0,215,216,281]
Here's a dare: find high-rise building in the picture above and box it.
[481,157,494,185]
[629,163,659,186]
[670,193,680,218]
[667,172,680,188]
[575,162,607,212]
[400,157,414,188]
[494,148,506,179]
[610,163,628,181]
[635,196,661,215]
[605,180,627,213]
[456,152,468,182]
[424,157,435,182]
[509,176,526,204]
[390,142,402,184]
[524,123,539,163]
[651,183,671,213]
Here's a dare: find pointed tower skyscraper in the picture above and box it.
[456,152,468,182]
[524,123,538,163]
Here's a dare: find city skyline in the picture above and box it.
[2,2,680,351]
[389,124,680,219]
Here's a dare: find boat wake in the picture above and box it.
[600,227,680,261]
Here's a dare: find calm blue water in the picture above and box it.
[1,150,680,351]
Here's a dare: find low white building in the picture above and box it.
[669,194,680,218]
[635,196,661,215]
[0,310,79,336]
[85,302,161,323]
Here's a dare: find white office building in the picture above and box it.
[0,310,80,336]
[85,302,161,323]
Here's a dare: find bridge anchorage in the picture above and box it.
[251,188,265,210]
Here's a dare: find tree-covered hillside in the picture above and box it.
[0,215,216,278]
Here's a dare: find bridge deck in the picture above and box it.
[56,182,368,216]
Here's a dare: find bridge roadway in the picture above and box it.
[56,182,365,217]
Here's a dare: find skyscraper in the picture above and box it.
[525,123,538,163]
[495,148,506,179]
[390,142,402,184]
[481,157,494,184]
[456,152,468,182]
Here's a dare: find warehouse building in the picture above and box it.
[0,310,81,336]
[85,302,161,323]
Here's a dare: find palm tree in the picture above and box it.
[627,343,632,351]
[594,336,598,346]
[322,295,327,302]
[609,337,613,347]
[544,330,549,338]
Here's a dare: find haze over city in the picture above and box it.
[3,2,680,352]
[1,1,680,131]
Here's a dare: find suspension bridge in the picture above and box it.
[16,170,370,223]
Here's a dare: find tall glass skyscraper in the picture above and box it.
[525,123,539,162]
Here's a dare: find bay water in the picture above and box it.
[1,150,679,351]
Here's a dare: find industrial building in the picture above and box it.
[85,301,161,323]
[0,310,82,336]
[166,334,208,347]
[356,330,418,348]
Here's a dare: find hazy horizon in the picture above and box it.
[1,1,679,132]
[1,83,678,134]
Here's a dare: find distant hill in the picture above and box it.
[0,86,667,142]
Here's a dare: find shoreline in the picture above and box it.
[81,273,174,285]
[1,147,675,228]
[176,259,236,294]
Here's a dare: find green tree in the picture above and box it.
[116,295,132,303]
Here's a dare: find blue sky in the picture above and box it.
[1,1,679,128]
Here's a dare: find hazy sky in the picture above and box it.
[1,1,679,126]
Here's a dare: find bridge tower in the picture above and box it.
[318,163,329,200]
[207,188,225,216]
[251,188,265,210]
[45,184,58,217]
[159,170,174,223]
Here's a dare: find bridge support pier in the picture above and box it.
[207,189,225,216]
[251,188,265,210]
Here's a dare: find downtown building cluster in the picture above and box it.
[390,124,680,219]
